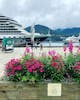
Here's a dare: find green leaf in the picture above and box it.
[22,76,27,82]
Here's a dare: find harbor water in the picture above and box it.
[39,41,80,47]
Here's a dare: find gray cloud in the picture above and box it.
[0,0,80,29]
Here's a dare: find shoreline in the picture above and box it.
[14,45,79,48]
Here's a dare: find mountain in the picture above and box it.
[25,24,60,41]
[55,27,80,36]
[25,24,55,34]
[25,24,80,41]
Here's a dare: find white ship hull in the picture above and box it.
[64,35,80,43]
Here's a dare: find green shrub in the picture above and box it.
[39,54,64,82]
[5,48,80,84]
[64,53,80,83]
[5,58,44,83]
[71,62,80,83]
[39,56,52,79]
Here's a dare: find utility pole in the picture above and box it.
[31,23,35,53]
[48,29,51,47]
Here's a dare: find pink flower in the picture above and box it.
[7,69,15,76]
[77,66,80,69]
[40,68,44,73]
[26,47,30,53]
[72,62,80,72]
[68,41,73,53]
[48,50,56,56]
[5,58,22,76]
[28,68,32,72]
[48,51,52,55]
[52,56,58,60]
[63,46,67,53]
[51,62,58,66]
[24,47,31,55]
[24,59,44,73]
[32,65,36,70]
[15,65,22,71]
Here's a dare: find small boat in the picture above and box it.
[64,35,80,43]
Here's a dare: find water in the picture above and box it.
[39,41,80,47]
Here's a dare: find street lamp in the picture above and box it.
[48,29,51,47]
[31,24,35,53]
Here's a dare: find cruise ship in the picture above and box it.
[0,15,49,46]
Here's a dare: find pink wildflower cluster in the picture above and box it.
[48,50,64,71]
[72,62,80,74]
[24,47,31,55]
[63,41,74,54]
[63,46,67,55]
[24,59,44,73]
[6,59,22,76]
[68,41,73,53]
[48,50,56,56]
[51,54,64,71]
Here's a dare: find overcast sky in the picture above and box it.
[0,0,80,29]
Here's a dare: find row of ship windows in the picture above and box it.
[0,23,20,26]
[0,18,9,20]
[0,26,17,27]
[0,29,18,30]
[0,27,14,28]
[0,24,15,26]
[0,18,15,22]
[0,26,14,28]
[0,25,14,27]
[0,29,19,30]
[0,19,16,22]
[0,23,7,24]
[0,23,17,25]
[0,31,21,33]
